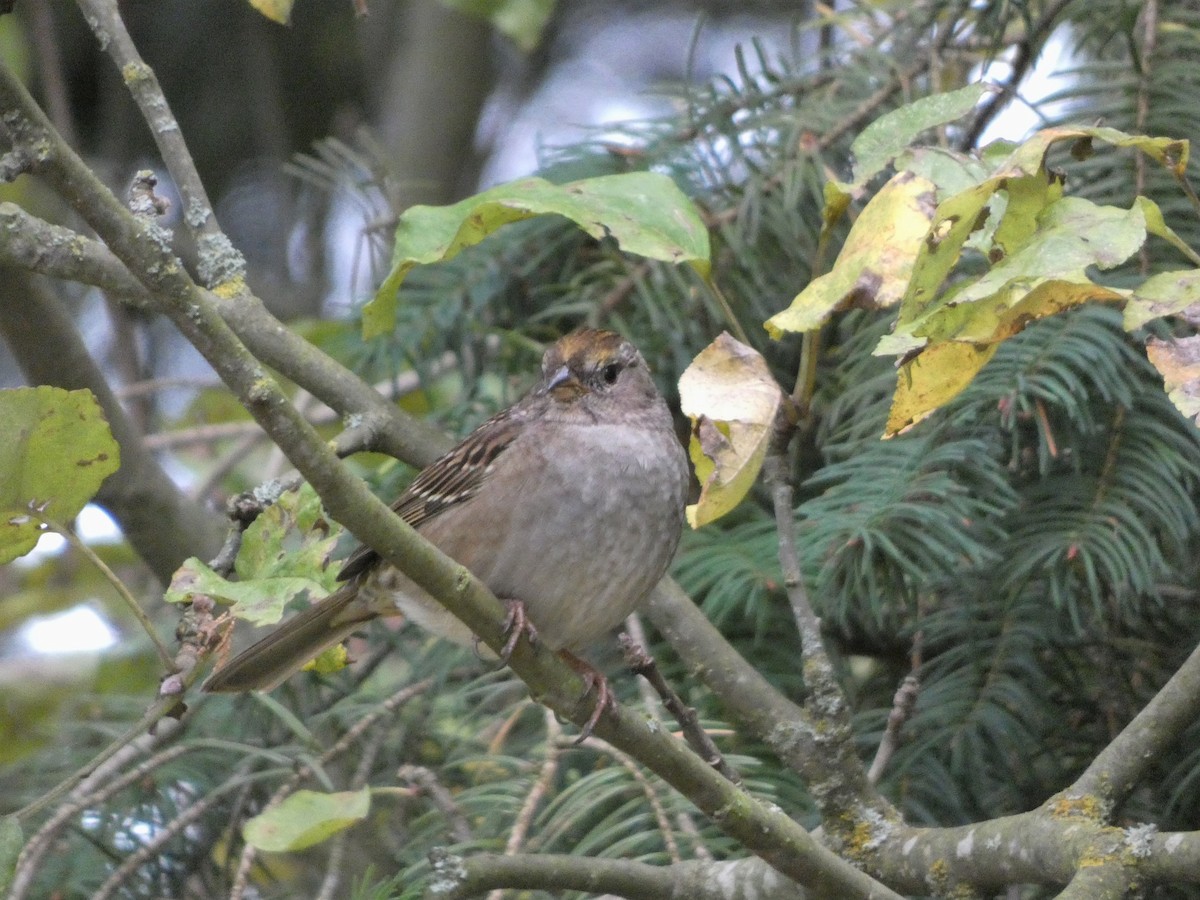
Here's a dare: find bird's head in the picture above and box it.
[537,329,663,420]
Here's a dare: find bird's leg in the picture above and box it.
[499,598,539,663]
[559,650,614,743]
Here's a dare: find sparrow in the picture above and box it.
[205,329,690,733]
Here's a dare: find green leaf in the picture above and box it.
[236,484,341,587]
[766,172,937,336]
[165,556,326,626]
[439,0,555,52]
[1133,196,1200,267]
[882,197,1140,435]
[0,387,120,564]
[1125,268,1200,330]
[364,172,711,338]
[848,83,989,187]
[243,788,371,852]
[165,486,340,624]
[922,197,1142,340]
[0,816,20,895]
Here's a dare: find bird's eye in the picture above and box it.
[601,363,620,385]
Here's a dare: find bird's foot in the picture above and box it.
[559,650,614,743]
[499,598,539,664]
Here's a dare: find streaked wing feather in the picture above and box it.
[337,408,523,581]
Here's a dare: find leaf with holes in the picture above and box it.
[1146,336,1200,427]
[766,171,938,337]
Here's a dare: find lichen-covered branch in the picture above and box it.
[1066,637,1200,809]
[435,851,809,900]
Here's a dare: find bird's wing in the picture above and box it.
[337,407,525,581]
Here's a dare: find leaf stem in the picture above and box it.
[43,515,175,670]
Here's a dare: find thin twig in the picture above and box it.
[315,729,387,900]
[92,765,260,900]
[8,734,189,899]
[568,736,682,865]
[486,710,563,900]
[702,278,752,346]
[398,765,473,844]
[623,613,666,716]
[40,514,175,669]
[115,376,225,398]
[959,0,1076,150]
[1135,0,1159,275]
[867,673,920,786]
[619,633,741,785]
[74,0,244,286]
[7,613,199,851]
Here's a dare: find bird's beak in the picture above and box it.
[545,365,587,400]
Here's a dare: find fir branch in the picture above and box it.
[1068,638,1200,807]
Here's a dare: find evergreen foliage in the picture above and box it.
[5,0,1200,897]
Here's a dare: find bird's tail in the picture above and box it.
[203,580,376,693]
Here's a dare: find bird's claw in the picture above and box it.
[500,598,538,664]
[560,650,614,743]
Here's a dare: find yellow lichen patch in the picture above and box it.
[1048,793,1105,820]
[212,276,247,299]
[926,857,952,892]
[120,62,152,85]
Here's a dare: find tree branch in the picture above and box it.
[646,578,893,829]
[0,60,901,900]
[75,0,243,287]
[1066,637,1200,810]
[0,204,451,468]
[435,851,810,900]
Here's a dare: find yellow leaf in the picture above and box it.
[679,334,783,527]
[765,172,937,337]
[247,0,293,24]
[885,342,998,437]
[302,643,349,676]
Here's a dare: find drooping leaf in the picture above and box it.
[883,197,1140,434]
[766,172,937,336]
[886,342,1000,437]
[679,333,784,527]
[0,387,120,564]
[816,85,989,245]
[243,788,371,852]
[1133,196,1200,268]
[1146,336,1200,427]
[365,172,711,338]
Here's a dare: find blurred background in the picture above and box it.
[6,1,1200,897]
